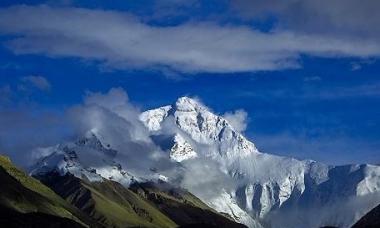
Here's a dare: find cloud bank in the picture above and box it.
[0,5,380,73]
[0,87,171,173]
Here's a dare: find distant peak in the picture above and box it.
[76,129,115,154]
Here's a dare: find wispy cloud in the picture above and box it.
[350,59,376,71]
[315,83,380,99]
[238,82,380,100]
[20,75,51,91]
[303,76,321,82]
[0,6,380,74]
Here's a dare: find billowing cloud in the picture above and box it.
[65,88,178,176]
[0,5,380,73]
[83,88,144,135]
[0,87,169,172]
[223,109,248,132]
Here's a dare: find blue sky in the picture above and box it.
[0,0,379,165]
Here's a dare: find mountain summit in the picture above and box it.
[140,97,259,159]
[31,96,380,228]
[140,97,380,227]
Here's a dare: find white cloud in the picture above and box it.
[81,87,151,143]
[0,87,170,172]
[0,6,380,74]
[84,88,129,109]
[223,109,248,132]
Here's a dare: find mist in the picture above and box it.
[266,192,380,228]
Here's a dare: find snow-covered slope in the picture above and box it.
[140,97,380,228]
[29,131,136,186]
[140,97,258,159]
[30,96,380,228]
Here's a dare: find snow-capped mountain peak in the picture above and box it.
[140,96,259,159]
[140,97,380,228]
[174,96,207,112]
[30,131,135,186]
[30,97,380,228]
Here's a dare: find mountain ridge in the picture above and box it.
[29,96,380,228]
[0,155,93,227]
[1,154,246,228]
[139,97,380,227]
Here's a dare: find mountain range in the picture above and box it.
[0,153,245,228]
[2,97,380,228]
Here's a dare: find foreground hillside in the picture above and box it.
[0,204,84,228]
[35,171,245,228]
[0,155,245,227]
[129,181,246,228]
[36,171,177,228]
[0,155,90,227]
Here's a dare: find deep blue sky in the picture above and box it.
[0,0,379,165]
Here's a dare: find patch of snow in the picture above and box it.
[207,190,263,228]
[170,134,197,162]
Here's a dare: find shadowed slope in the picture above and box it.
[36,171,177,228]
[0,205,84,228]
[0,155,93,227]
[352,204,380,228]
[130,182,247,228]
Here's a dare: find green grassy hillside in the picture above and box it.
[0,155,92,227]
[0,155,246,228]
[37,172,177,228]
[130,182,246,228]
